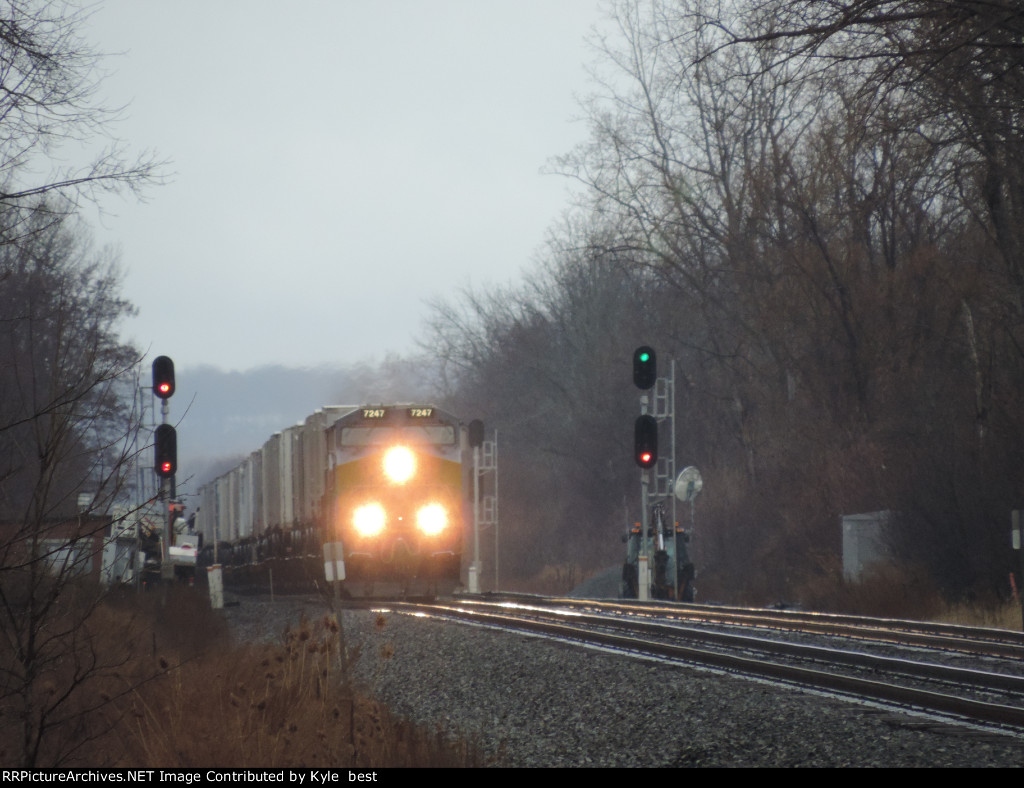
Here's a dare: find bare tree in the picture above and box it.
[718,0,1024,336]
[424,218,673,575]
[0,2,170,765]
[540,0,1024,598]
[414,0,1024,602]
[0,207,146,767]
[0,1,163,229]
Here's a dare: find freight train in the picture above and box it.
[195,405,466,597]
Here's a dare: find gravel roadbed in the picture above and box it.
[218,594,1024,767]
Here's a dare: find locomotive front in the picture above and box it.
[326,406,464,597]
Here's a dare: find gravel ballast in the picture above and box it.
[220,594,1024,767]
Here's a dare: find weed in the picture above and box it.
[0,586,484,767]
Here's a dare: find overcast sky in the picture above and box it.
[81,1,607,373]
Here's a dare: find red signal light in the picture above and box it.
[154,424,177,478]
[152,356,175,400]
[634,415,658,469]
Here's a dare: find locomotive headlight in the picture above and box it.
[416,503,448,536]
[383,446,416,484]
[353,503,386,536]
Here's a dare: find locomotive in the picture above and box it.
[195,404,466,597]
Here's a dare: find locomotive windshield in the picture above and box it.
[339,425,457,446]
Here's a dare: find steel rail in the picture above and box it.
[450,599,1024,695]
[473,594,1024,659]
[390,601,1024,731]
[559,597,1024,644]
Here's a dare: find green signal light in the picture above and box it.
[633,346,656,389]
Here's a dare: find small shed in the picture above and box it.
[842,511,892,581]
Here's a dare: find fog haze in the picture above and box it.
[84,1,605,372]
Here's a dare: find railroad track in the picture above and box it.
[353,595,1024,736]
[577,597,1024,659]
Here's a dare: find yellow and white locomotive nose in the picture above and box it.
[382,446,416,483]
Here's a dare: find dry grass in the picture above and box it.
[118,610,483,767]
[1,586,484,768]
[929,601,1023,631]
[790,564,1024,630]
[794,564,944,620]
[515,563,584,595]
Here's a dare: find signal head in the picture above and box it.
[633,346,656,389]
[634,414,658,468]
[154,423,177,478]
[468,419,484,448]
[152,356,175,399]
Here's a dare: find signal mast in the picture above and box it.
[151,356,179,578]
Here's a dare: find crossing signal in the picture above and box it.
[634,415,658,468]
[152,356,175,399]
[155,424,177,478]
[633,346,656,389]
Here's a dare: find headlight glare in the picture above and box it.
[353,503,386,536]
[383,446,416,483]
[417,503,448,536]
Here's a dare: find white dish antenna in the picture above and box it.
[674,466,703,503]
